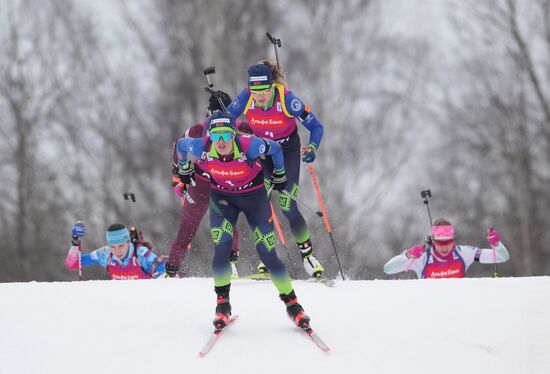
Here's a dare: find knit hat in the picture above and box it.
[432,225,454,241]
[208,111,237,133]
[106,224,131,245]
[247,64,274,90]
[208,91,232,113]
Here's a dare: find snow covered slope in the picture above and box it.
[0,277,548,374]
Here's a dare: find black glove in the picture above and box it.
[178,162,195,185]
[270,170,287,191]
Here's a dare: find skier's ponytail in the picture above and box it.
[433,218,452,226]
[258,59,287,86]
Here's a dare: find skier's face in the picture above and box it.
[250,86,274,106]
[109,242,129,259]
[212,131,234,156]
[433,239,454,256]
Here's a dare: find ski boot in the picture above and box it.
[165,263,179,278]
[229,249,239,264]
[280,290,310,328]
[213,285,232,329]
[257,261,269,274]
[298,239,324,279]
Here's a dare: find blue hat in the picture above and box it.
[208,111,237,133]
[247,64,273,90]
[106,227,131,245]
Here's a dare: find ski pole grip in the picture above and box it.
[266,32,282,47]
[203,66,215,76]
[123,192,136,202]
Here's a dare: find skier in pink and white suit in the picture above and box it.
[384,218,510,279]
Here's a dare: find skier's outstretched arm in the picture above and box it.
[475,243,510,264]
[65,222,110,270]
[464,227,510,264]
[136,245,166,278]
[65,246,109,270]
[176,137,205,166]
[383,253,408,274]
[383,246,425,278]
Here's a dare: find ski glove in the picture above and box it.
[171,176,187,198]
[178,162,195,185]
[405,245,426,259]
[71,223,85,245]
[487,227,500,246]
[270,169,288,191]
[301,144,317,163]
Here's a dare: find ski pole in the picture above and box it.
[406,190,434,272]
[123,192,138,229]
[179,197,192,250]
[123,192,143,244]
[269,201,296,279]
[492,244,498,278]
[488,227,498,278]
[306,164,345,281]
[421,189,434,227]
[280,189,323,217]
[77,239,83,281]
[77,221,83,281]
[266,32,282,68]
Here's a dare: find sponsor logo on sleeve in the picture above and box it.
[290,99,302,112]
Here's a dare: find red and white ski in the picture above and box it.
[302,325,331,352]
[198,315,239,357]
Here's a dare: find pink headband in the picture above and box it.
[432,225,454,241]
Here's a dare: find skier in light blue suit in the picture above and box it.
[65,222,166,280]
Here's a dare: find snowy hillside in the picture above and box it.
[1,277,548,374]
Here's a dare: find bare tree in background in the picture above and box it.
[431,0,550,276]
[0,0,127,281]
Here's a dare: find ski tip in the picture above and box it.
[198,352,206,358]
[310,276,336,287]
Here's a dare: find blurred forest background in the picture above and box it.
[1,0,549,282]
